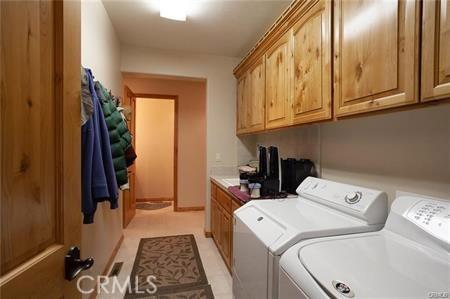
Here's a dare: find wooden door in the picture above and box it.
[247,57,266,132]
[122,86,136,228]
[1,1,82,297]
[291,0,332,125]
[220,209,232,266]
[421,0,450,102]
[236,73,249,134]
[333,0,420,116]
[266,32,291,129]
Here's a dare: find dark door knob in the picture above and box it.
[65,246,94,281]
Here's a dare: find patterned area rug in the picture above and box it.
[136,201,172,211]
[124,235,214,299]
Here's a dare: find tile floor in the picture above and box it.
[97,205,232,298]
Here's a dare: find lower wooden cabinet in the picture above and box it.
[210,180,242,272]
[220,209,232,265]
[211,199,219,241]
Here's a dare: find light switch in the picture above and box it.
[215,153,222,162]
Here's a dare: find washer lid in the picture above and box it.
[247,198,381,255]
[298,233,449,299]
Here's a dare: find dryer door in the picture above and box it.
[233,206,284,299]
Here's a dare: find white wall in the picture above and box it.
[81,0,123,292]
[251,105,450,206]
[120,45,247,228]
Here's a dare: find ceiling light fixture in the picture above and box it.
[160,0,187,22]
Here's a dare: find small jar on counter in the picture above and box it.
[240,179,249,193]
[248,183,261,198]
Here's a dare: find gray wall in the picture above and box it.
[248,104,450,206]
[320,105,450,204]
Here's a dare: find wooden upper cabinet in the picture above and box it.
[265,32,291,129]
[290,0,332,125]
[421,0,450,102]
[247,58,266,132]
[236,73,249,134]
[333,0,420,117]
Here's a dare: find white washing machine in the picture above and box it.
[232,177,389,299]
[279,195,449,299]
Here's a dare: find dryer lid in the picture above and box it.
[298,233,449,299]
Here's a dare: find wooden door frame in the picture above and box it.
[122,86,136,228]
[133,93,179,212]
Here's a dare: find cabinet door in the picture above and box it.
[220,210,232,266]
[247,58,266,132]
[291,0,332,125]
[211,199,216,239]
[266,32,291,129]
[236,73,249,134]
[421,0,450,102]
[333,0,420,116]
[211,199,220,242]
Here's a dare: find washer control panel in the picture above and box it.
[405,199,449,242]
[298,177,384,212]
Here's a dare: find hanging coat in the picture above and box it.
[94,81,132,189]
[81,68,119,224]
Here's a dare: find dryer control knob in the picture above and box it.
[345,192,361,204]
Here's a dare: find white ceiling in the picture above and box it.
[102,0,291,57]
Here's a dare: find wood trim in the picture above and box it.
[136,197,174,202]
[175,206,205,212]
[89,234,124,299]
[134,93,178,100]
[122,86,136,228]
[204,230,212,238]
[102,235,124,276]
[134,94,179,212]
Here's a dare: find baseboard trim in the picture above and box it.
[136,197,174,202]
[204,230,212,238]
[175,206,205,212]
[89,234,124,299]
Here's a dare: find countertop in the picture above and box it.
[210,175,240,189]
[210,175,248,205]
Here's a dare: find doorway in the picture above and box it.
[134,96,178,210]
[122,75,207,228]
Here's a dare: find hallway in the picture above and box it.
[98,207,232,298]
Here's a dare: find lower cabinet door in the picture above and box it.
[212,199,220,243]
[211,199,217,239]
[220,210,232,266]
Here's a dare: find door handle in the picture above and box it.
[65,246,94,281]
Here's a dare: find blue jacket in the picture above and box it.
[82,68,119,224]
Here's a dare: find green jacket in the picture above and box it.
[95,82,132,187]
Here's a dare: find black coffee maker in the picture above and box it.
[248,146,281,197]
[281,158,316,194]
